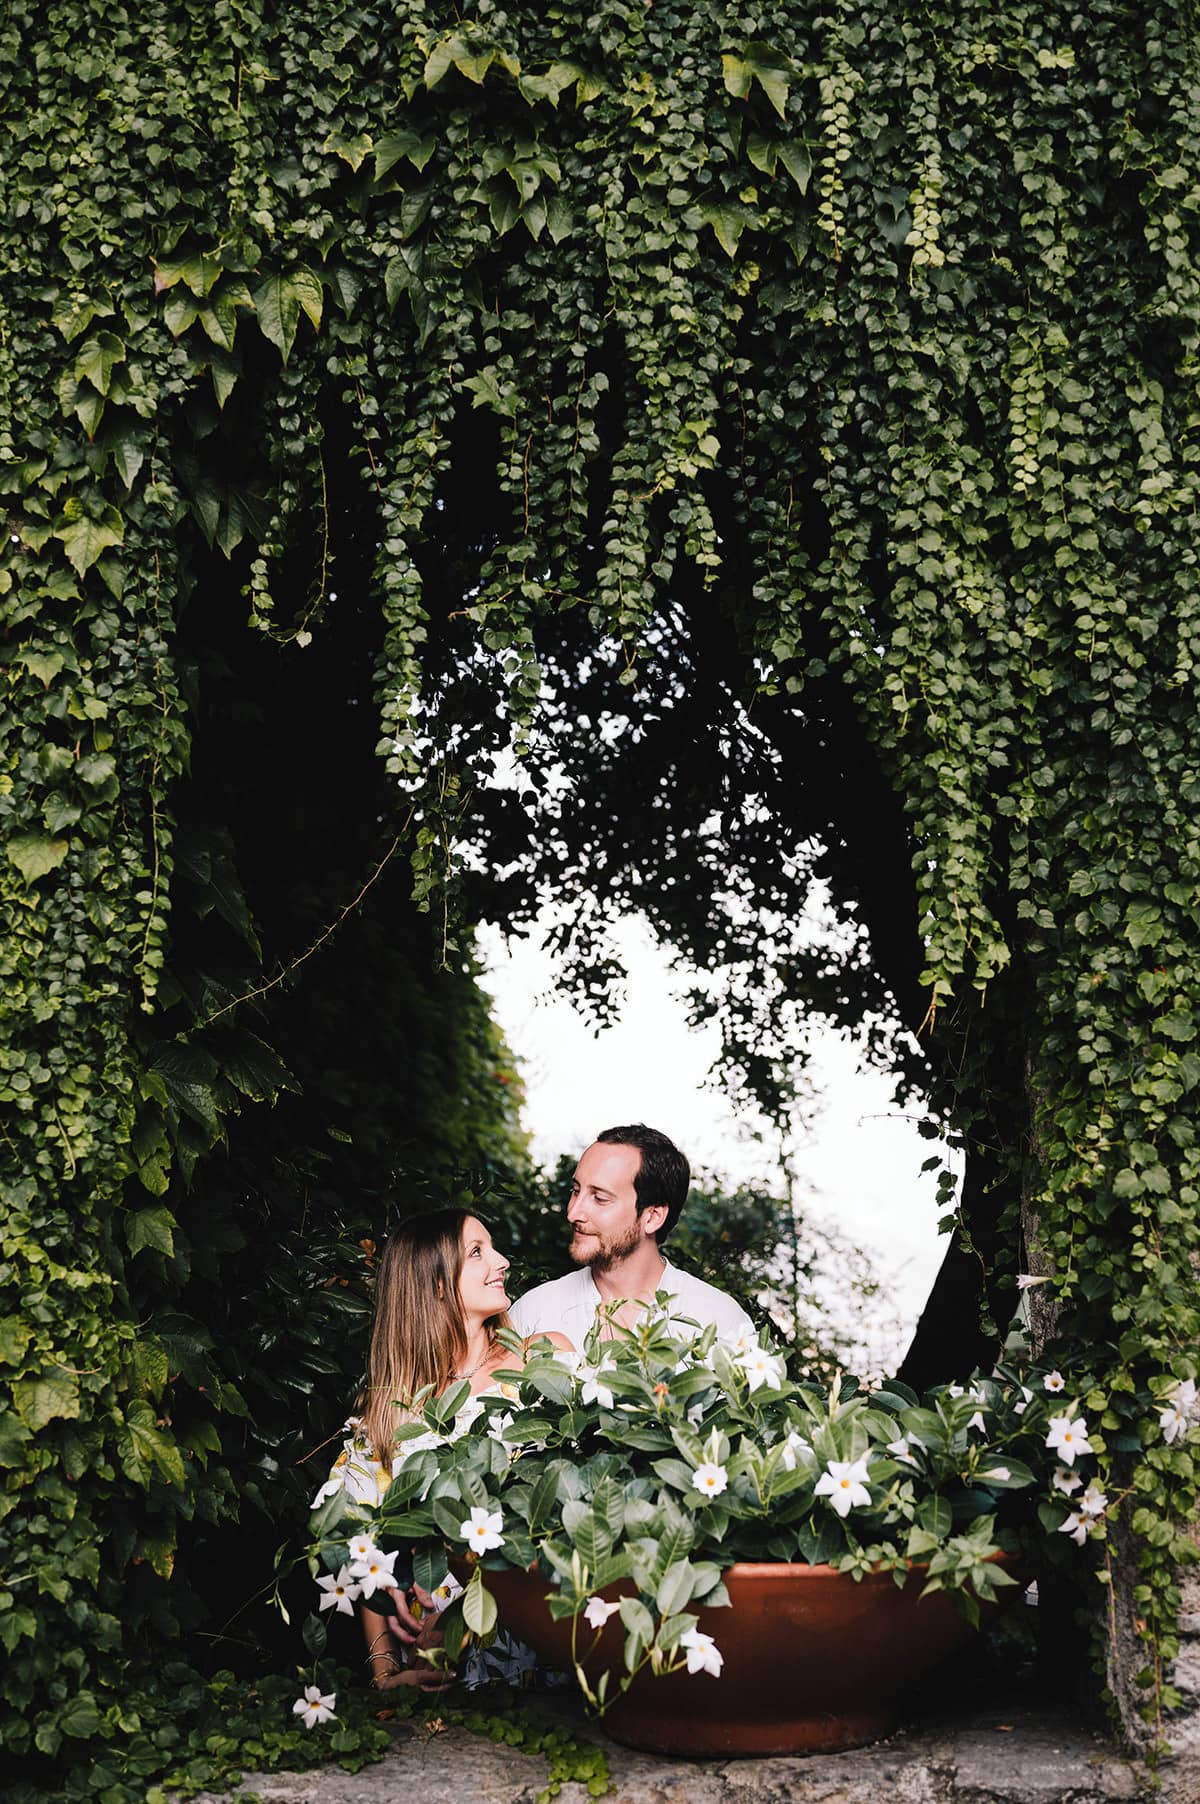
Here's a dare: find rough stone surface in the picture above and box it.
[196,1697,1152,1804]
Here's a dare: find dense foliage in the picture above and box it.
[2,0,1200,1781]
[310,1312,1079,1709]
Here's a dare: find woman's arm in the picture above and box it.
[361,1592,452,1691]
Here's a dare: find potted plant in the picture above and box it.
[307,1306,1106,1755]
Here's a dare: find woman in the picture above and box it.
[325,1208,572,1688]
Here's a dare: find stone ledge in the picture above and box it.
[195,1698,1155,1804]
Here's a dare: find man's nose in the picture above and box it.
[567,1193,585,1220]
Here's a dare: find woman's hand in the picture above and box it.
[385,1582,444,1651]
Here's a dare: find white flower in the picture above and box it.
[1045,1414,1093,1466]
[316,1566,361,1616]
[347,1533,378,1566]
[692,1461,729,1499]
[687,1401,706,1427]
[578,1363,616,1409]
[981,1466,1011,1483]
[1161,1402,1192,1445]
[739,1348,786,1392]
[349,1545,400,1599]
[967,1411,986,1434]
[310,1470,346,1508]
[293,1686,337,1728]
[1058,1511,1088,1547]
[946,1384,966,1398]
[1052,1466,1082,1495]
[1172,1378,1198,1413]
[1017,1273,1052,1291]
[1043,1371,1066,1394]
[584,1596,622,1630]
[430,1573,464,1612]
[1079,1484,1108,1519]
[1014,1385,1033,1417]
[487,1410,516,1444]
[680,1628,724,1676]
[887,1437,917,1466]
[814,1456,872,1518]
[1159,1380,1199,1445]
[780,1429,812,1471]
[719,1329,759,1360]
[460,1505,505,1553]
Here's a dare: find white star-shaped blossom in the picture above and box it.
[1043,1371,1066,1394]
[692,1461,729,1499]
[578,1362,616,1409]
[719,1328,759,1360]
[349,1545,400,1599]
[680,1628,724,1675]
[739,1347,786,1392]
[814,1456,872,1518]
[780,1429,812,1470]
[1046,1414,1093,1466]
[293,1686,337,1728]
[460,1505,505,1553]
[584,1596,622,1629]
[316,1565,361,1615]
[1079,1484,1108,1518]
[1052,1466,1082,1494]
[1159,1379,1199,1445]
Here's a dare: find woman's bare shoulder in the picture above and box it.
[520,1330,575,1356]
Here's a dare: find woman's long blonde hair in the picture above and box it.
[359,1208,512,1464]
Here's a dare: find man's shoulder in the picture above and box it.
[662,1263,754,1331]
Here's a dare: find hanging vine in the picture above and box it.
[2,0,1199,1782]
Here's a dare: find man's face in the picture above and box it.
[566,1141,653,1273]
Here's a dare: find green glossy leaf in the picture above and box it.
[7,834,69,882]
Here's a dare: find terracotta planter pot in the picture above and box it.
[482,1559,1006,1757]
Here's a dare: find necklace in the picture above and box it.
[453,1342,494,1383]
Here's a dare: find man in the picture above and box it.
[509,1123,755,1344]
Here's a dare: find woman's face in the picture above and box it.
[456,1216,511,1320]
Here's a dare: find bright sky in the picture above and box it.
[478,911,958,1371]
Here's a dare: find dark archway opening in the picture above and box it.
[142,389,1031,1667]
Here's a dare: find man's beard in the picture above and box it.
[568,1218,643,1275]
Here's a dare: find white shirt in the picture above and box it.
[509,1260,754,1348]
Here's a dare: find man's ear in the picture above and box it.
[639,1203,668,1240]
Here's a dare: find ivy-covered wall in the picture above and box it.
[3,0,1199,1774]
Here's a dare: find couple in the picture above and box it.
[338,1123,752,1687]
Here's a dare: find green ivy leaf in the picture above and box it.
[52,499,124,575]
[0,1316,33,1366]
[7,834,70,882]
[125,1206,177,1259]
[13,1370,81,1431]
[74,333,126,396]
[252,267,324,363]
[323,130,374,172]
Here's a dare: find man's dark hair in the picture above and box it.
[595,1123,690,1243]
